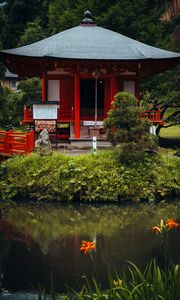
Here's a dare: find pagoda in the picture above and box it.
[0,11,180,140]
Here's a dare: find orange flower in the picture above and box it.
[152,226,161,234]
[80,240,96,255]
[166,219,180,229]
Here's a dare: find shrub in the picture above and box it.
[0,151,179,203]
[103,91,157,150]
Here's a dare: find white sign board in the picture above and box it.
[33,104,58,120]
[83,121,103,127]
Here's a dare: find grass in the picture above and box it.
[159,125,180,139]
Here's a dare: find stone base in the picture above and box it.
[69,138,111,148]
[89,126,101,138]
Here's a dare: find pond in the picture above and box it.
[0,202,180,298]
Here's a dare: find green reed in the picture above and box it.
[37,260,180,300]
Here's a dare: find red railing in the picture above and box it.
[22,106,163,125]
[57,108,74,120]
[23,107,33,122]
[23,107,74,123]
[0,130,34,156]
[140,109,164,124]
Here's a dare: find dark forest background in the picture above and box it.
[0,0,179,132]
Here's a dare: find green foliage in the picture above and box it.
[0,77,41,127]
[0,5,9,48]
[0,151,179,202]
[0,77,39,129]
[48,0,78,34]
[18,77,41,103]
[1,0,41,47]
[47,0,170,48]
[69,261,180,300]
[97,0,170,47]
[103,92,157,150]
[0,0,172,49]
[142,65,180,136]
[0,6,8,79]
[17,18,47,47]
[0,86,25,127]
[1,73,41,128]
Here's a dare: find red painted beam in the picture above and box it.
[41,74,47,101]
[74,73,80,138]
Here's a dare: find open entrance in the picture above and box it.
[80,79,104,118]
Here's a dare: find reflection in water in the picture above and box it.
[0,202,179,294]
[0,218,32,249]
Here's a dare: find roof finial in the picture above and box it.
[80,10,96,26]
[84,11,92,18]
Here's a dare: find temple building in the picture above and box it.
[2,69,22,91]
[0,11,180,140]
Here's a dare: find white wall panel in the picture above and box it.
[123,81,135,95]
[47,80,60,101]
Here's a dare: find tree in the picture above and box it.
[0,77,41,128]
[17,18,47,47]
[48,0,79,34]
[0,86,25,128]
[103,92,155,149]
[47,0,170,48]
[0,5,9,47]
[17,77,41,103]
[97,0,170,47]
[0,6,8,79]
[0,0,41,47]
[0,5,8,117]
[141,66,180,136]
[141,10,180,137]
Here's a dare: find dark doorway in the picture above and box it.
[80,79,104,117]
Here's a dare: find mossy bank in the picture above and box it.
[0,150,179,202]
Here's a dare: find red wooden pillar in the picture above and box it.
[74,73,80,138]
[104,79,110,117]
[110,74,116,109]
[41,74,47,101]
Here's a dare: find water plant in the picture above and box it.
[152,218,180,265]
[36,260,180,300]
[80,240,96,255]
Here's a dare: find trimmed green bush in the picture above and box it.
[0,150,179,202]
[103,92,157,151]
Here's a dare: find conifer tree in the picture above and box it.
[103,92,152,147]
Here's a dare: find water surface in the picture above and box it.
[0,202,180,297]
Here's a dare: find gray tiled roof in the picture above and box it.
[1,25,180,60]
[5,69,18,78]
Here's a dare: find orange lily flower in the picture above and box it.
[80,240,96,255]
[152,226,161,234]
[166,219,180,229]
